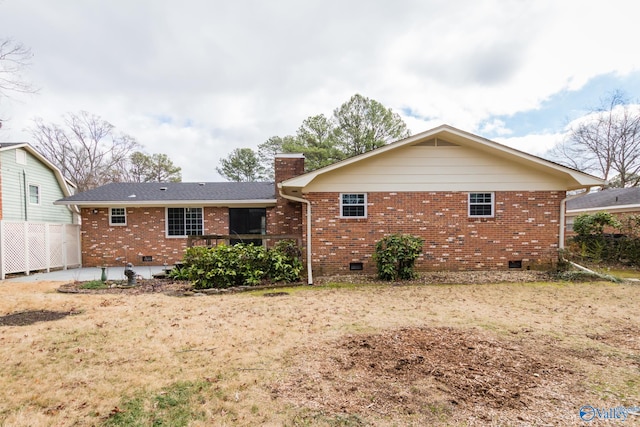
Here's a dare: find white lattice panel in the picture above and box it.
[65,225,81,266]
[28,223,48,271]
[1,221,82,278]
[2,222,28,274]
[49,224,64,267]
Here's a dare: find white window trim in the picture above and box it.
[28,183,40,205]
[468,192,495,218]
[340,193,367,218]
[165,207,204,238]
[109,207,127,226]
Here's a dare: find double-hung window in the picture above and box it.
[110,208,127,225]
[167,207,203,236]
[340,193,367,218]
[468,192,494,217]
[28,184,40,205]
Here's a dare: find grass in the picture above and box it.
[103,381,210,426]
[78,280,109,289]
[0,277,638,426]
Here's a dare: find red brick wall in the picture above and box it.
[80,206,235,267]
[304,191,564,275]
[268,155,304,236]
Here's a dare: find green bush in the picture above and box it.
[374,234,424,280]
[170,240,303,289]
[567,212,640,267]
[573,212,620,236]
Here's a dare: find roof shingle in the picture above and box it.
[567,188,640,210]
[56,182,276,204]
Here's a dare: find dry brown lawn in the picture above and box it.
[0,276,639,426]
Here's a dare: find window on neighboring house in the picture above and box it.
[28,184,40,205]
[167,207,203,236]
[566,217,574,232]
[340,193,367,218]
[110,208,127,225]
[468,192,494,217]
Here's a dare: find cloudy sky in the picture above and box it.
[1,0,639,181]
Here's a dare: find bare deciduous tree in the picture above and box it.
[30,111,141,191]
[0,39,34,96]
[0,38,36,128]
[547,91,640,187]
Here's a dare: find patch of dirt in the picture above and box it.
[314,270,552,285]
[274,326,586,425]
[587,325,640,351]
[0,310,81,326]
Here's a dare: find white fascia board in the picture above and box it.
[567,204,640,215]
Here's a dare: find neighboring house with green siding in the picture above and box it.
[0,143,81,279]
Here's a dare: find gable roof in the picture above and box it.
[567,187,640,213]
[280,124,605,194]
[55,182,276,207]
[0,142,75,197]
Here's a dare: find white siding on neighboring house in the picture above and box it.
[1,148,73,223]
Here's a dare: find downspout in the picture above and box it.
[22,170,28,221]
[278,184,313,285]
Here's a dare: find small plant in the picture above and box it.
[79,280,108,290]
[374,234,424,280]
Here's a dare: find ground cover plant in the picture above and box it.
[0,272,639,426]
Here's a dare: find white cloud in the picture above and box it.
[1,0,639,181]
[496,132,565,157]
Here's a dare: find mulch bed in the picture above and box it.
[0,309,82,326]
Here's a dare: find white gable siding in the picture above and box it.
[302,144,570,193]
[1,149,73,223]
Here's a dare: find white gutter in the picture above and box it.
[277,185,313,285]
[559,188,593,249]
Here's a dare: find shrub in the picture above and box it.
[573,212,620,237]
[170,241,303,289]
[374,234,424,280]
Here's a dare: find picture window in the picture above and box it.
[167,207,203,236]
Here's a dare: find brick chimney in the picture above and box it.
[270,154,305,236]
[274,153,305,185]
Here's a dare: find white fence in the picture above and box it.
[0,221,81,280]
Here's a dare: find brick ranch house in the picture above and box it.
[56,125,604,283]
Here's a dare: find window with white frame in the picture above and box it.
[468,192,494,217]
[167,207,203,236]
[340,193,367,218]
[28,184,40,205]
[110,207,127,225]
